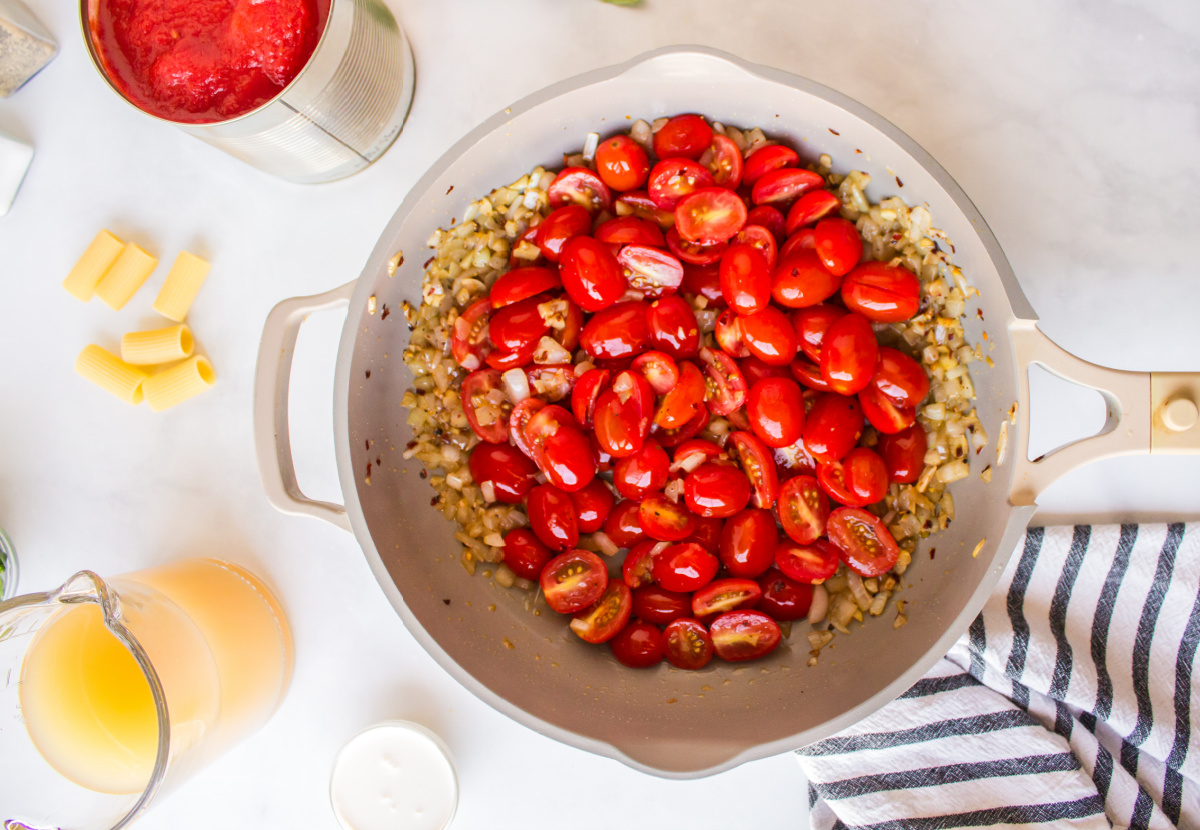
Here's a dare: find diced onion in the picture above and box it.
[847,572,873,611]
[591,532,620,557]
[502,368,530,403]
[936,460,970,484]
[807,584,829,624]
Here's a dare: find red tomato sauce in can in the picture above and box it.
[89,0,330,123]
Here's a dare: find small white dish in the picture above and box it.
[0,129,32,217]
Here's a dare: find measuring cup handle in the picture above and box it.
[253,281,357,532]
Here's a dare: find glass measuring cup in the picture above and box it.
[0,558,294,829]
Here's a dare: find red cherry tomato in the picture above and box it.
[489,294,549,353]
[675,187,748,245]
[654,360,705,429]
[613,441,670,502]
[541,549,607,614]
[700,348,748,416]
[653,114,714,161]
[594,391,645,459]
[665,226,727,266]
[485,340,537,371]
[469,443,536,504]
[614,190,676,227]
[742,145,799,186]
[539,426,597,492]
[684,463,752,518]
[631,351,679,395]
[621,539,658,587]
[509,225,544,269]
[489,266,561,309]
[646,295,700,358]
[745,204,786,241]
[793,303,847,363]
[699,134,743,187]
[670,438,724,471]
[460,369,509,443]
[451,298,493,371]
[604,499,648,548]
[872,347,930,407]
[779,227,816,259]
[816,458,857,505]
[772,248,841,309]
[595,134,651,192]
[609,620,664,667]
[841,262,921,322]
[827,506,901,577]
[571,368,609,428]
[527,484,579,552]
[812,217,863,277]
[648,159,716,211]
[727,431,780,510]
[559,237,627,312]
[683,514,724,552]
[551,298,584,352]
[570,478,615,533]
[732,224,778,271]
[632,585,691,625]
[785,189,841,234]
[570,581,632,644]
[654,404,711,449]
[581,300,651,360]
[740,306,799,366]
[719,508,779,578]
[739,355,791,387]
[820,312,879,396]
[751,167,824,207]
[777,475,829,545]
[709,610,781,661]
[719,243,772,315]
[746,377,805,448]
[523,403,580,463]
[595,216,664,248]
[774,433,819,479]
[803,393,864,464]
[549,166,612,213]
[715,308,750,358]
[680,262,724,303]
[842,446,889,506]
[537,204,592,263]
[859,384,917,434]
[617,244,684,298]
[664,618,714,670]
[638,493,696,542]
[757,568,814,620]
[652,542,719,592]
[509,397,546,459]
[502,528,553,580]
[878,423,927,483]
[692,578,762,620]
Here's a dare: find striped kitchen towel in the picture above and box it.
[797,524,1200,829]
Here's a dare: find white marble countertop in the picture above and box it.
[2,0,1199,827]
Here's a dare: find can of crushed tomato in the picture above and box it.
[80,0,415,184]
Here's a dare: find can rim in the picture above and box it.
[0,527,15,600]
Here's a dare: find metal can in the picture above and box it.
[80,0,415,184]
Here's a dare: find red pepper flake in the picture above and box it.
[443,598,451,605]
[365,462,372,485]
[423,256,434,268]
[446,185,454,195]
[828,128,840,136]
[419,468,427,479]
[895,176,904,188]
[929,547,937,560]
[976,308,985,320]
[376,456,381,466]
[381,304,390,320]
[364,439,370,450]
[365,369,371,379]
[407,440,418,449]
[431,495,440,506]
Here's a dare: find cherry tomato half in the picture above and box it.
[631,350,679,395]
[683,514,724,552]
[776,538,839,584]
[652,542,719,592]
[580,300,650,361]
[469,443,536,504]
[538,425,598,492]
[621,540,658,588]
[745,204,786,241]
[719,508,778,579]
[841,262,921,323]
[653,114,714,161]
[549,166,612,213]
[654,405,711,449]
[746,376,805,448]
[675,187,748,245]
[827,506,901,577]
[489,266,561,309]
[776,475,829,545]
[732,224,778,271]
[527,484,579,551]
[803,393,864,464]
[617,244,684,297]
[664,618,714,670]
[603,499,647,548]
[571,368,609,428]
[692,578,762,619]
[654,360,706,429]
[614,442,670,502]
[742,144,799,186]
[595,134,651,192]
[666,226,727,266]
[709,610,781,661]
[595,216,665,248]
[570,478,615,533]
[502,528,553,580]
[647,295,700,358]
[785,189,842,234]
[537,204,592,263]
[632,585,691,626]
[699,134,743,188]
[812,217,863,277]
[509,397,546,459]
[649,159,716,211]
[740,355,791,387]
[727,431,780,510]
[684,463,752,518]
[541,548,608,614]
[559,236,627,312]
[720,242,772,315]
[700,348,748,416]
[461,369,509,444]
[609,620,664,667]
[740,306,799,366]
[615,190,676,228]
[571,581,632,644]
[859,384,917,435]
[751,167,824,207]
[839,446,888,506]
[772,248,841,309]
[756,568,814,620]
[878,423,927,484]
[820,311,879,396]
[639,493,696,542]
[451,298,493,371]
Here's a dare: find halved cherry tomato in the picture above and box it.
[732,224,778,272]
[613,369,654,436]
[816,458,856,505]
[614,441,670,502]
[745,204,786,241]
[537,204,592,263]
[878,423,927,483]
[785,189,841,234]
[751,167,824,207]
[719,508,778,578]
[746,376,805,448]
[727,431,779,510]
[666,226,727,266]
[715,308,750,358]
[549,297,584,352]
[772,248,841,309]
[776,474,829,544]
[675,187,748,245]
[841,262,921,322]
[580,301,650,360]
[559,236,627,312]
[827,506,901,577]
[859,384,917,434]
[609,619,663,666]
[684,463,752,518]
[803,393,864,464]
[632,585,691,625]
[654,360,705,428]
[571,368,609,428]
[648,159,716,211]
[631,350,679,395]
[539,426,597,492]
[652,542,719,592]
[461,369,509,443]
[525,364,575,402]
[622,540,659,589]
[617,244,684,297]
[793,303,847,363]
[740,306,799,366]
[528,484,579,552]
[639,493,696,541]
[739,355,790,387]
[789,355,832,392]
[614,190,676,228]
[605,499,648,549]
[779,227,816,259]
[590,431,615,474]
[773,434,819,479]
[469,443,536,503]
[541,548,607,614]
[699,134,743,187]
[595,134,651,192]
[571,581,632,644]
[680,262,723,303]
[813,217,862,277]
[549,166,612,213]
[595,216,665,249]
[692,578,762,619]
[594,390,644,459]
[872,347,930,407]
[509,397,546,459]
[570,478,615,534]
[489,294,549,353]
[502,528,553,580]
[653,114,713,161]
[820,312,879,396]
[451,298,493,371]
[841,447,888,506]
[489,267,561,309]
[742,144,799,186]
[683,514,724,552]
[700,348,748,416]
[709,610,781,661]
[664,618,714,670]
[486,339,537,371]
[757,568,814,620]
[646,296,700,359]
[655,404,711,449]
[670,438,725,473]
[720,242,772,315]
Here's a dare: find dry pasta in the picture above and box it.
[142,356,215,412]
[121,324,193,365]
[153,251,210,322]
[94,243,157,311]
[75,345,149,405]
[63,230,125,302]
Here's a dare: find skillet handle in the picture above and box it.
[253,280,357,532]
[1008,320,1200,505]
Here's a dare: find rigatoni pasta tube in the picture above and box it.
[94,243,158,311]
[75,345,149,405]
[121,324,194,365]
[63,230,125,302]
[142,356,215,412]
[153,251,211,322]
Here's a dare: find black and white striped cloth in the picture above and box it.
[797,524,1199,829]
